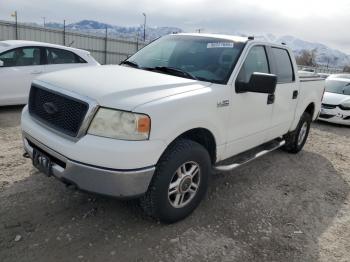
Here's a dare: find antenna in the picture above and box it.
[248,36,254,40]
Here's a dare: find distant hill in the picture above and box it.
[45,20,182,41]
[42,20,349,68]
[256,34,350,68]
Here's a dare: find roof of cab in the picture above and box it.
[175,33,290,50]
[177,33,249,43]
[0,40,89,54]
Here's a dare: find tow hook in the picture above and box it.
[23,152,30,158]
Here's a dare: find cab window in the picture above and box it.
[0,47,42,67]
[236,45,270,83]
[271,47,294,83]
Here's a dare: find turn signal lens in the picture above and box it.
[138,116,151,133]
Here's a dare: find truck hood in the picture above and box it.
[323,92,350,105]
[34,65,210,111]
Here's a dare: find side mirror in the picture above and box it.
[236,72,277,94]
[0,60,3,67]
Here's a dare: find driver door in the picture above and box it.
[225,45,274,157]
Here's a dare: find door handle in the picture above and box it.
[292,90,298,99]
[31,70,43,75]
[267,94,275,104]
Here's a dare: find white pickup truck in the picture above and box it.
[21,33,325,223]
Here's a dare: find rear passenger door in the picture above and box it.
[0,46,46,105]
[266,46,299,140]
[44,47,88,73]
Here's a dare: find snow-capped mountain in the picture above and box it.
[42,20,349,68]
[256,34,350,67]
[46,20,182,41]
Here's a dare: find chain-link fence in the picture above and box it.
[0,20,146,65]
[297,65,343,74]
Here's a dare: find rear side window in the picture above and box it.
[0,47,42,67]
[236,45,270,83]
[46,48,86,64]
[271,48,294,83]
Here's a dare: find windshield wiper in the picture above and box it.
[121,63,200,81]
[120,60,140,68]
[145,66,199,80]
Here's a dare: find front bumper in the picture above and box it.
[318,106,350,126]
[23,133,155,198]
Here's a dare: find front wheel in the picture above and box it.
[283,112,312,153]
[140,139,211,223]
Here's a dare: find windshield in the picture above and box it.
[325,79,350,95]
[125,35,245,84]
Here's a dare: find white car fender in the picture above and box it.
[134,84,229,162]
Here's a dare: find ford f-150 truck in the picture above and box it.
[21,33,325,223]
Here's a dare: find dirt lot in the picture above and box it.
[0,106,349,262]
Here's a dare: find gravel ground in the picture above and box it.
[0,106,349,262]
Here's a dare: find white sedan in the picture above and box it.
[0,40,99,106]
[319,74,350,125]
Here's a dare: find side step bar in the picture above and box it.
[214,139,285,172]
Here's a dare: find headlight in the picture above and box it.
[340,100,350,110]
[88,108,151,140]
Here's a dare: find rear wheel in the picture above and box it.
[140,139,211,223]
[283,112,312,153]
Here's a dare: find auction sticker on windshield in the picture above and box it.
[207,42,234,48]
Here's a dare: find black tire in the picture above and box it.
[282,112,312,153]
[140,139,211,223]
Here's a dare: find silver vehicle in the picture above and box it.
[319,74,350,125]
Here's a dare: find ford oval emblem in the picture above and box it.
[43,102,58,115]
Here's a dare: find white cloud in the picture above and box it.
[0,0,350,53]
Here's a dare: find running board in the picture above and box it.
[214,139,285,172]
